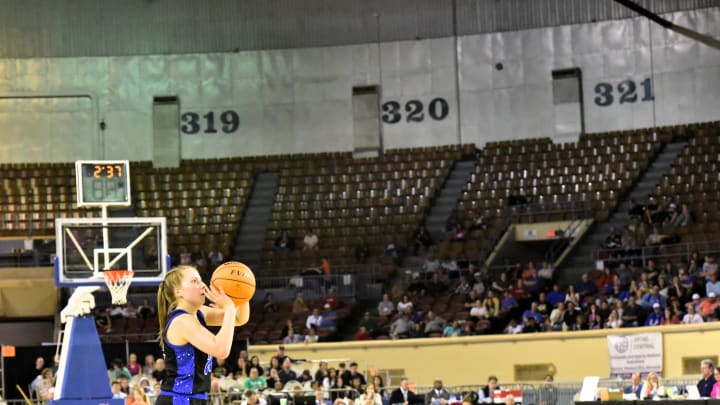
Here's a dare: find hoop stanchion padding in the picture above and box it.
[50,316,124,405]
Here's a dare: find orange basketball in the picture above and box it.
[210,261,256,305]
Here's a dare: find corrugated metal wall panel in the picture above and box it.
[458,0,720,34]
[0,0,717,57]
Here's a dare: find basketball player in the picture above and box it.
[155,265,251,405]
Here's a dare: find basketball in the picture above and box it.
[210,261,256,305]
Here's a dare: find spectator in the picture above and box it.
[454,275,472,296]
[645,303,664,326]
[263,293,279,313]
[547,284,565,307]
[641,372,666,400]
[504,319,522,334]
[126,353,142,376]
[662,307,680,325]
[137,299,155,320]
[412,226,432,256]
[314,361,329,385]
[249,356,264,377]
[443,321,462,337]
[604,226,622,249]
[641,285,667,309]
[207,246,224,268]
[478,376,501,404]
[354,238,370,264]
[707,272,720,297]
[303,229,319,251]
[389,378,421,405]
[305,308,323,330]
[377,294,395,317]
[353,326,373,341]
[358,383,383,405]
[425,379,450,405]
[128,385,152,405]
[274,230,295,254]
[522,317,541,333]
[241,389,267,405]
[624,372,642,399]
[671,203,692,227]
[324,287,341,310]
[358,312,379,336]
[500,291,518,313]
[110,358,132,380]
[622,296,643,327]
[699,360,717,398]
[111,380,127,399]
[564,284,580,306]
[699,293,720,319]
[212,358,230,378]
[292,292,309,313]
[423,312,447,335]
[538,261,554,281]
[605,309,622,329]
[305,326,319,343]
[320,303,339,332]
[390,314,415,339]
[397,295,414,315]
[576,273,598,301]
[382,236,399,259]
[282,328,304,345]
[469,299,488,321]
[345,362,366,386]
[278,358,298,385]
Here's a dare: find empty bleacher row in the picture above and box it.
[259,145,475,275]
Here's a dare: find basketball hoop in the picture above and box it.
[102,270,134,305]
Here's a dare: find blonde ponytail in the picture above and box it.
[157,266,191,349]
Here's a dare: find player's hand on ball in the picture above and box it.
[204,283,235,310]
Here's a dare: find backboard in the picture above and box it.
[54,217,168,287]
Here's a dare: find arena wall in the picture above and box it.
[0,7,718,163]
[251,322,720,385]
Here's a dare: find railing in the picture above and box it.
[510,200,593,223]
[255,266,382,296]
[6,377,709,405]
[592,239,720,268]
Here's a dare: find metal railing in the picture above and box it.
[592,239,720,268]
[510,200,593,223]
[7,377,709,405]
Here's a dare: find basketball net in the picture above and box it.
[102,270,134,305]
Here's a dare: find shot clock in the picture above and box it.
[75,160,131,207]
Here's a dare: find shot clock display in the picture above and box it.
[75,160,131,207]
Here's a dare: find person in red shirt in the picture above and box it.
[353,326,373,341]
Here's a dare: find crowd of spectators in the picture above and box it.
[599,197,692,266]
[351,248,720,339]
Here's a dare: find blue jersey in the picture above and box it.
[160,308,213,398]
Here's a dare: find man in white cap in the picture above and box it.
[645,303,663,326]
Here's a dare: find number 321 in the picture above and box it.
[594,78,653,107]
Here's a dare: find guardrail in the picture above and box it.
[7,377,709,405]
[592,239,720,268]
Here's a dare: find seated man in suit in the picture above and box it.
[390,378,421,405]
[425,378,451,405]
[623,372,641,399]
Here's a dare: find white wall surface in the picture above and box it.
[0,7,717,163]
